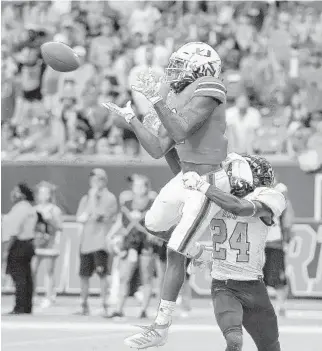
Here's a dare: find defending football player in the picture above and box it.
[182,155,286,351]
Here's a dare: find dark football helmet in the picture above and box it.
[244,155,275,188]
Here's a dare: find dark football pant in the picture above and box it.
[211,279,280,351]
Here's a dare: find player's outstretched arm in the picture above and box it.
[153,95,219,143]
[102,101,175,159]
[182,172,285,220]
[131,70,223,143]
[202,185,272,218]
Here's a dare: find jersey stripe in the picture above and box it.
[194,80,227,103]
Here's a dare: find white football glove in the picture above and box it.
[131,68,162,105]
[102,100,136,124]
[182,172,210,194]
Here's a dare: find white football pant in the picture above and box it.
[145,169,230,256]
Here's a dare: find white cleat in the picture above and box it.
[124,323,170,349]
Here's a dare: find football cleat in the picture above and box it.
[124,322,170,349]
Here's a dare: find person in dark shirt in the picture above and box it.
[2,183,37,315]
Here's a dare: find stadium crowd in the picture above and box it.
[1,1,322,171]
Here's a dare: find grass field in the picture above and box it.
[2,296,322,351]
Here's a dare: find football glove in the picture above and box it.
[102,100,136,124]
[131,68,163,105]
[182,172,210,194]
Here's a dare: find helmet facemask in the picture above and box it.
[165,42,222,94]
[165,56,194,94]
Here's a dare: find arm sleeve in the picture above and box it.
[249,188,287,218]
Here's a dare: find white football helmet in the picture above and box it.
[165,42,222,93]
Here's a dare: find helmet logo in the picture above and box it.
[196,47,211,57]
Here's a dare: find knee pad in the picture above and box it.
[225,330,243,351]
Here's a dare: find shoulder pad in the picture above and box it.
[193,76,227,104]
[246,187,286,218]
[119,190,133,205]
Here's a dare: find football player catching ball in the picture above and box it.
[103,42,252,348]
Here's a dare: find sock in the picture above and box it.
[154,299,176,326]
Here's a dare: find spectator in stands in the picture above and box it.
[11,31,47,130]
[128,1,161,41]
[1,43,17,123]
[57,46,95,103]
[226,94,262,154]
[263,182,294,317]
[33,181,63,309]
[59,89,94,155]
[2,183,37,315]
[2,0,322,162]
[96,125,124,156]
[76,169,118,316]
[89,17,121,71]
[107,174,159,319]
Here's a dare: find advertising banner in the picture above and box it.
[2,219,321,298]
[1,159,321,297]
[1,159,320,219]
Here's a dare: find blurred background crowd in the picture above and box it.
[1,0,322,171]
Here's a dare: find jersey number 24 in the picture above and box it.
[211,218,250,263]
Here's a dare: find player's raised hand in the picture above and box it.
[102,101,136,123]
[131,67,163,104]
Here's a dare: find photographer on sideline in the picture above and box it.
[75,168,118,316]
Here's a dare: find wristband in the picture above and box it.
[150,95,163,105]
[199,182,210,195]
[125,112,136,123]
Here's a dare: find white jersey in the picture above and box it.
[211,187,286,281]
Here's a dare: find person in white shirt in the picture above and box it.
[226,94,262,154]
[128,1,161,41]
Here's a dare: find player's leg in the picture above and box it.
[168,169,230,256]
[242,280,281,351]
[112,251,138,317]
[159,170,229,319]
[94,250,109,314]
[263,247,288,316]
[211,279,244,351]
[144,173,184,234]
[178,258,192,317]
[124,170,230,348]
[138,250,154,318]
[77,253,94,315]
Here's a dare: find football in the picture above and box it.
[40,42,80,72]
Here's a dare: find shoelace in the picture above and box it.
[130,325,162,347]
[137,325,162,339]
